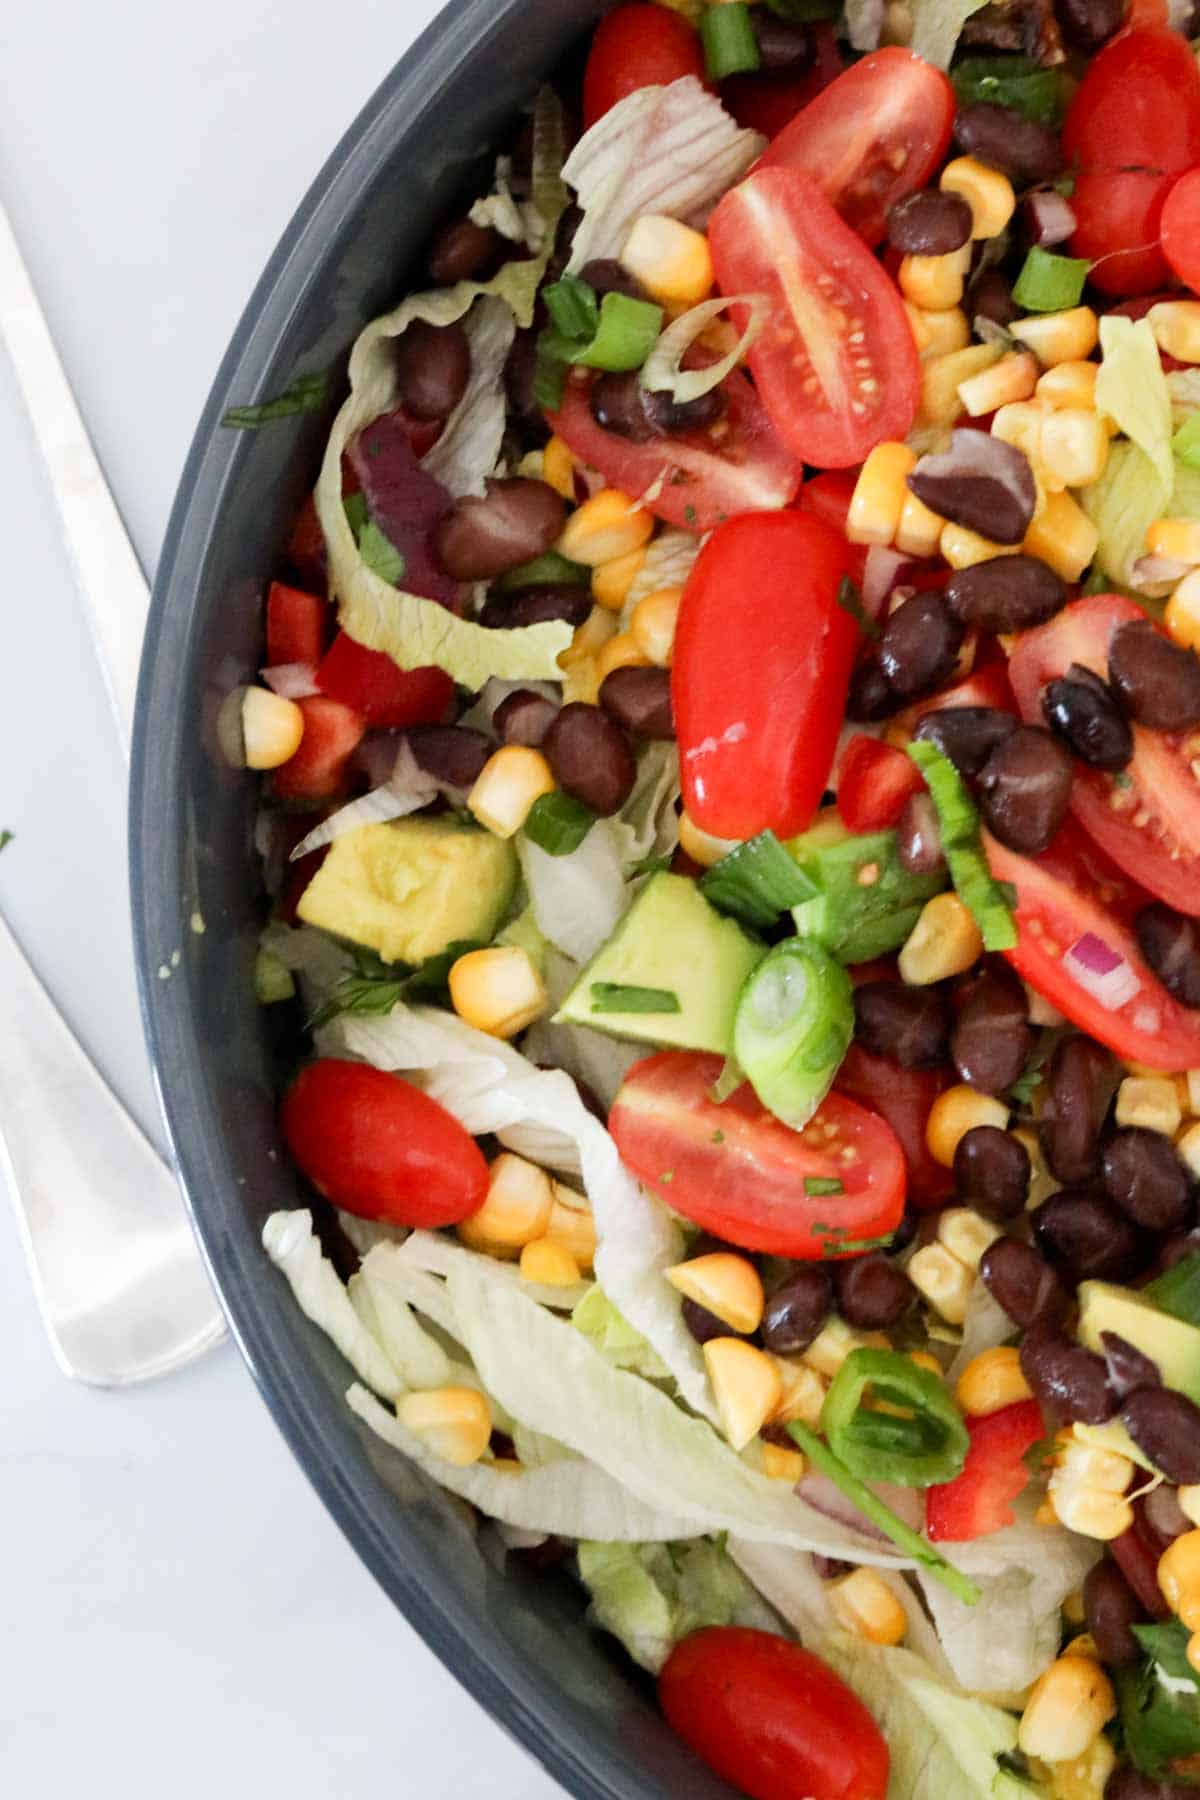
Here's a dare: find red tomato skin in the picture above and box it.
[279,1059,489,1227]
[273,696,365,803]
[709,167,919,469]
[582,4,705,128]
[1008,594,1200,917]
[1063,27,1200,181]
[797,470,868,586]
[609,1051,906,1258]
[267,581,326,668]
[660,1628,889,1800]
[285,502,328,596]
[721,23,844,139]
[835,1043,953,1211]
[316,632,454,729]
[838,737,924,833]
[672,511,857,839]
[1161,170,1200,293]
[926,1401,1044,1543]
[1070,170,1175,298]
[757,48,954,246]
[547,367,802,534]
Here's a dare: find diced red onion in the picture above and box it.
[1144,1482,1191,1545]
[1063,932,1141,1010]
[261,661,321,699]
[1134,554,1193,592]
[863,545,910,618]
[1024,189,1077,249]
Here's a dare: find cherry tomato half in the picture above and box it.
[582,3,706,128]
[837,736,924,833]
[925,1401,1043,1543]
[709,166,919,469]
[672,510,856,839]
[660,1628,889,1800]
[609,1051,906,1258]
[267,581,327,669]
[835,1043,953,1212]
[757,47,955,246]
[1161,169,1200,294]
[280,1059,488,1227]
[273,696,365,803]
[721,23,844,140]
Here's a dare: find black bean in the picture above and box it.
[909,432,1036,546]
[1110,619,1200,732]
[954,1126,1030,1221]
[1136,903,1200,1009]
[978,725,1075,856]
[434,478,567,582]
[913,705,1018,778]
[577,259,649,302]
[896,792,945,876]
[405,725,492,788]
[1043,664,1133,771]
[393,320,470,423]
[832,1253,913,1329]
[953,102,1064,184]
[1040,1035,1120,1184]
[980,1237,1069,1328]
[885,1208,920,1257]
[645,386,726,437]
[753,12,814,71]
[1020,1324,1116,1425]
[478,584,592,631]
[1101,1331,1162,1401]
[1083,1559,1146,1671]
[969,267,1019,328]
[1123,1387,1200,1483]
[886,190,974,256]
[951,966,1033,1095]
[1105,1769,1200,1800]
[879,593,965,702]
[590,372,656,443]
[1103,1129,1193,1233]
[503,331,547,445]
[846,659,898,723]
[543,702,635,816]
[427,215,504,286]
[1058,0,1125,50]
[598,666,675,741]
[854,981,950,1069]
[945,556,1068,634]
[682,1297,741,1345]
[1033,1188,1146,1284]
[493,688,558,748]
[761,1267,832,1354]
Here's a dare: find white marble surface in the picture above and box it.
[0,5,564,1792]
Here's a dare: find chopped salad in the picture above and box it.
[231,3,1200,1794]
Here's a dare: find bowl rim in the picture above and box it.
[129,5,656,1795]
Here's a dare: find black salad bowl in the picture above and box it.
[130,2,736,1795]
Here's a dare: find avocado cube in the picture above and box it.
[1078,1280,1200,1409]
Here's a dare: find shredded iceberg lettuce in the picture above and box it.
[421,296,516,497]
[641,295,767,406]
[571,1286,669,1377]
[909,0,990,71]
[263,1210,404,1399]
[1081,440,1173,593]
[1097,315,1175,492]
[578,1538,782,1673]
[518,823,630,964]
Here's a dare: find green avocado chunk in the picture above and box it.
[787,811,948,964]
[1078,1280,1200,1408]
[296,817,518,965]
[555,872,765,1054]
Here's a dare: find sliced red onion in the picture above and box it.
[1063,931,1141,1010]
[261,661,320,699]
[796,1471,924,1541]
[863,545,910,617]
[1143,1481,1190,1545]
[1023,189,1077,249]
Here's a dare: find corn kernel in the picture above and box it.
[1116,1074,1182,1137]
[1019,1656,1116,1763]
[956,1345,1032,1416]
[828,1569,907,1646]
[909,1350,943,1377]
[904,301,933,353]
[397,1386,493,1466]
[958,351,1039,417]
[620,213,714,309]
[1180,1486,1200,1527]
[914,306,970,360]
[919,341,1002,428]
[243,687,305,770]
[678,808,740,868]
[1160,1531,1200,1615]
[938,1206,1003,1272]
[1011,308,1100,367]
[847,442,918,546]
[802,1318,889,1380]
[1036,360,1100,412]
[1186,1069,1200,1115]
[940,520,1019,570]
[558,489,655,568]
[926,1086,1011,1169]
[1149,299,1200,364]
[519,1238,582,1287]
[1167,570,1200,653]
[899,892,984,985]
[1148,517,1200,567]
[467,745,556,838]
[1045,1737,1117,1800]
[1023,490,1099,583]
[1056,1439,1134,1495]
[594,631,650,682]
[630,585,683,667]
[992,399,1047,464]
[1039,409,1110,493]
[592,546,646,613]
[895,487,945,558]
[542,435,576,501]
[545,1186,597,1270]
[704,1338,784,1451]
[457,1152,553,1254]
[666,1252,765,1335]
[769,1356,828,1427]
[1062,1633,1101,1661]
[941,156,1016,240]
[907,1243,975,1325]
[448,945,547,1039]
[561,605,617,668]
[760,1442,806,1483]
[900,244,973,313]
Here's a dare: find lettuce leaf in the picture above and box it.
[1081,439,1173,592]
[623,529,702,620]
[1097,316,1174,491]
[578,1538,781,1673]
[518,822,629,964]
[571,1285,669,1377]
[909,0,989,71]
[262,1210,405,1399]
[421,295,515,498]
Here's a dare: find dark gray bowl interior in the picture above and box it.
[130,3,738,1794]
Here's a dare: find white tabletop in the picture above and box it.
[0,6,565,1793]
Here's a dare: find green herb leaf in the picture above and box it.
[1008,1040,1050,1107]
[951,55,1068,125]
[805,1176,844,1197]
[308,939,482,1027]
[1144,1253,1200,1328]
[1022,1435,1059,1475]
[631,852,674,879]
[836,575,881,641]
[525,791,595,857]
[590,982,682,1015]
[0,829,12,853]
[543,275,601,343]
[222,369,329,429]
[357,519,406,587]
[821,1233,897,1257]
[1118,1630,1200,1777]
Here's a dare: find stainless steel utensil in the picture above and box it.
[0,195,225,1381]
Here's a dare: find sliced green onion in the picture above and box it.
[733,939,853,1129]
[701,1,761,80]
[1144,1253,1200,1327]
[1174,413,1200,472]
[805,1176,844,1197]
[590,982,682,1015]
[496,550,590,592]
[699,830,817,928]
[575,292,665,373]
[1012,247,1091,314]
[533,336,570,411]
[951,55,1068,126]
[525,791,595,856]
[821,1348,970,1488]
[906,742,1018,951]
[543,275,600,344]
[786,1421,979,1605]
[709,1056,744,1104]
